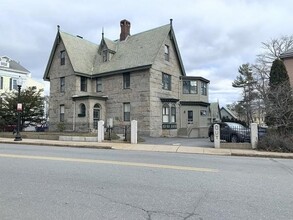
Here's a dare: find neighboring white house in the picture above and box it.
[0,56,45,95]
[0,56,46,130]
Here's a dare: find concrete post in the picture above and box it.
[250,123,258,149]
[97,120,104,143]
[214,124,220,148]
[102,123,104,141]
[131,120,137,144]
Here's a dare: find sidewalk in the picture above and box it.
[0,137,293,159]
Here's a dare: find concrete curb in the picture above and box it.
[0,138,112,150]
[0,138,293,159]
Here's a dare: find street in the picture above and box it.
[0,144,293,220]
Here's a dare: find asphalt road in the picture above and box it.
[0,144,293,220]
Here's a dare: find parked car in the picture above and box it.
[35,124,49,132]
[208,122,250,143]
[257,126,268,139]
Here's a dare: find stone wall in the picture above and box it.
[48,40,76,131]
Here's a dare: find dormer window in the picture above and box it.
[0,57,9,68]
[102,50,108,62]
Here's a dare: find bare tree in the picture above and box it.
[254,35,293,88]
[256,36,293,64]
[250,35,293,124]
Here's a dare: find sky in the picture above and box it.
[2,0,293,107]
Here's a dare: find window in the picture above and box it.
[183,80,197,94]
[171,105,176,123]
[93,104,101,129]
[188,111,193,124]
[123,73,130,89]
[164,45,169,61]
[60,50,65,65]
[0,57,9,67]
[123,103,130,121]
[78,104,86,117]
[80,76,87,92]
[200,110,207,116]
[60,77,65,92]
[201,82,207,95]
[162,103,177,129]
[60,105,65,122]
[162,73,171,90]
[96,78,102,92]
[102,50,108,62]
[10,78,17,90]
[0,77,3,89]
[162,105,169,123]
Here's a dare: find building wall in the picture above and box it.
[48,40,76,131]
[47,33,209,137]
[180,82,209,103]
[150,34,182,137]
[179,105,209,128]
[283,58,293,86]
[47,38,153,133]
[102,69,151,136]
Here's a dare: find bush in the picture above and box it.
[257,130,293,153]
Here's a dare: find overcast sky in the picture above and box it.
[2,0,293,106]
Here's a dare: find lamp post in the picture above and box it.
[14,76,22,141]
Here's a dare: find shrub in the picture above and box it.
[257,130,293,153]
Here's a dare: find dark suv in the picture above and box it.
[208,122,250,143]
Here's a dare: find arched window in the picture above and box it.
[93,104,101,129]
[78,103,86,117]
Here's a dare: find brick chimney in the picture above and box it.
[120,19,131,41]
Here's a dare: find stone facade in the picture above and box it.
[44,20,211,137]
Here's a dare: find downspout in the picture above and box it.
[179,76,182,129]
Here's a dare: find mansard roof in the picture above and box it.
[44,22,186,80]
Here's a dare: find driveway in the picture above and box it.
[141,136,214,148]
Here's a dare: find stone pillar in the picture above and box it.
[102,124,104,141]
[214,124,220,148]
[97,120,104,143]
[131,120,137,144]
[250,123,258,149]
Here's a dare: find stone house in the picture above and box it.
[43,19,210,137]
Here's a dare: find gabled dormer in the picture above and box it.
[0,56,10,68]
[98,32,117,63]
